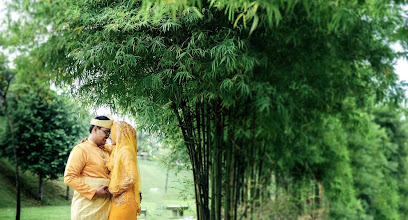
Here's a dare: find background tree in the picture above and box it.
[373,107,408,219]
[0,54,91,203]
[0,54,21,220]
[347,113,399,219]
[0,90,90,202]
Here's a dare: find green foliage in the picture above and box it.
[0,90,90,180]
[347,114,398,219]
[0,54,14,112]
[0,52,91,182]
[372,107,408,219]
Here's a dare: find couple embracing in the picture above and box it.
[64,116,142,220]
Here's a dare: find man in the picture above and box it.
[64,115,113,220]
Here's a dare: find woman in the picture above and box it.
[106,121,142,220]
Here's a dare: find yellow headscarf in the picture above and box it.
[107,121,141,212]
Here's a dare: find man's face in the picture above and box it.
[94,126,111,146]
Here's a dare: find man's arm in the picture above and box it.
[104,144,115,153]
[64,146,100,200]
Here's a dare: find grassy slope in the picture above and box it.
[0,157,196,219]
[0,158,72,208]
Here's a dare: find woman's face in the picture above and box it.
[110,123,118,145]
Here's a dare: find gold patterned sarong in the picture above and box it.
[71,177,111,220]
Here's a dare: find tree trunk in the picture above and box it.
[5,110,20,220]
[38,172,43,203]
[214,102,223,220]
[210,142,216,220]
[1,75,19,219]
[225,143,233,220]
[202,101,210,220]
[165,165,170,193]
[172,99,264,220]
[66,186,70,200]
[172,102,208,220]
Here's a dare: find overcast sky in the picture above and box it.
[394,44,408,83]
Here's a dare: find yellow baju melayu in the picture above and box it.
[64,139,111,220]
[107,121,141,220]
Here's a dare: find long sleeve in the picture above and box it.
[64,146,97,200]
[104,144,115,153]
[110,148,138,196]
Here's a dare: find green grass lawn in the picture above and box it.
[138,158,196,219]
[0,206,71,220]
[0,158,196,219]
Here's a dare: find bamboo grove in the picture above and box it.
[2,0,408,219]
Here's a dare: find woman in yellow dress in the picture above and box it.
[106,121,141,220]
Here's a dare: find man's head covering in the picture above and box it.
[90,115,114,129]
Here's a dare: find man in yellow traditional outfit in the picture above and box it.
[64,115,113,220]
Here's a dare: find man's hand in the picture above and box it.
[94,185,110,198]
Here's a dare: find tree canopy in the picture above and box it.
[0,54,91,204]
[0,91,90,180]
